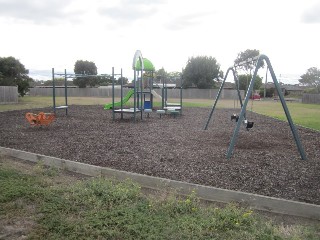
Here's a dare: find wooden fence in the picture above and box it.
[29,87,244,100]
[0,86,18,104]
[302,94,320,104]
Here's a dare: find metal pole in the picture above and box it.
[112,67,115,121]
[226,55,307,160]
[133,69,136,123]
[234,70,246,119]
[140,68,143,120]
[264,56,307,160]
[52,68,56,114]
[162,77,164,109]
[64,69,68,116]
[226,58,262,159]
[120,68,123,119]
[204,67,234,130]
[264,65,268,98]
[180,72,183,115]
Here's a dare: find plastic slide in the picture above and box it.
[104,89,134,109]
[151,89,162,100]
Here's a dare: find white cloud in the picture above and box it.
[98,0,166,24]
[301,1,320,23]
[164,12,214,31]
[0,0,79,24]
[0,0,319,84]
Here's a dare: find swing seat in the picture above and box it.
[231,114,239,122]
[243,119,254,130]
[246,121,254,130]
[25,112,55,126]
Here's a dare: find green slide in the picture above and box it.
[104,89,134,109]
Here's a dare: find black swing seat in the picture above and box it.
[246,121,254,130]
[231,114,239,122]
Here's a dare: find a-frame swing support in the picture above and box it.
[205,54,307,160]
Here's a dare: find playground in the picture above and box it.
[1,105,319,205]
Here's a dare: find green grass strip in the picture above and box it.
[1,165,319,239]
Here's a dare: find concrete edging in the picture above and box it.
[1,146,319,220]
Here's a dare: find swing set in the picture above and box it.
[204,54,307,160]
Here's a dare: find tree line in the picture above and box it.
[1,50,319,97]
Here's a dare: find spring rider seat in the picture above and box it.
[25,112,55,126]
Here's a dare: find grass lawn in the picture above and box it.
[1,96,319,130]
[1,156,319,239]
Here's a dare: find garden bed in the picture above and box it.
[0,106,319,204]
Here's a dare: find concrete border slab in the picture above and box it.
[1,146,319,220]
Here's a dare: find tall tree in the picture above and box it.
[183,56,220,89]
[116,77,128,85]
[73,60,98,88]
[299,67,320,93]
[155,68,169,83]
[0,56,33,96]
[238,74,262,91]
[234,49,264,73]
[168,71,182,82]
[234,49,265,94]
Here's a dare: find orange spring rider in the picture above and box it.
[25,112,56,126]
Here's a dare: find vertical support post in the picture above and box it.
[180,74,183,115]
[162,77,164,109]
[64,69,68,116]
[120,68,123,119]
[52,68,56,114]
[165,78,168,107]
[140,68,143,120]
[150,70,153,109]
[133,69,136,123]
[264,65,268,98]
[112,67,115,121]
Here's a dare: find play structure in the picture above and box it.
[25,112,55,126]
[52,68,122,115]
[204,54,307,160]
[51,50,183,121]
[108,50,183,121]
[104,89,134,109]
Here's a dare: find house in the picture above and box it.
[215,82,235,89]
[282,84,306,95]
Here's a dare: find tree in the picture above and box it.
[155,68,169,83]
[234,49,264,73]
[0,56,33,96]
[259,87,275,98]
[183,56,220,89]
[116,77,128,85]
[73,60,98,88]
[299,67,320,93]
[238,74,262,92]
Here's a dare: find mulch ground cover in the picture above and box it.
[0,105,319,204]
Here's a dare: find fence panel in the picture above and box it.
[29,87,244,100]
[0,86,18,104]
[302,94,320,104]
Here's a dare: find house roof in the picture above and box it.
[216,82,235,89]
[282,85,305,91]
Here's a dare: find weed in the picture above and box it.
[1,165,319,239]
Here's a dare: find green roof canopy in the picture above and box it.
[135,58,155,71]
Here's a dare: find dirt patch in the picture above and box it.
[0,106,319,205]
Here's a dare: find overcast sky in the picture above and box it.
[0,0,319,83]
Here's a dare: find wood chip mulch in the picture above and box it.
[1,105,319,204]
